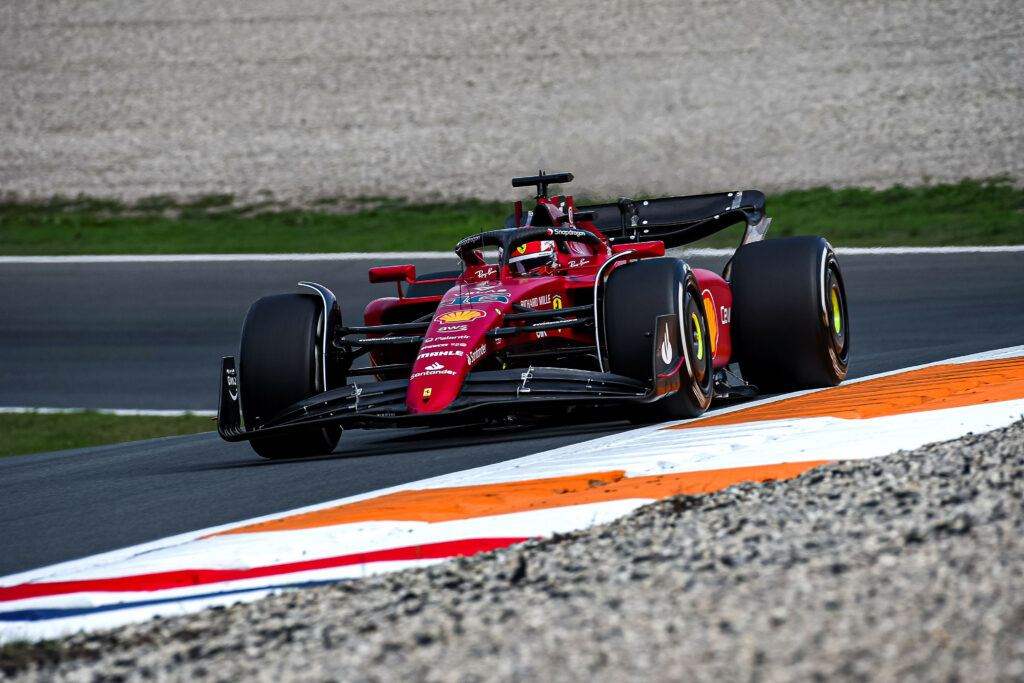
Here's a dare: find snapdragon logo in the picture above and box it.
[546,228,587,238]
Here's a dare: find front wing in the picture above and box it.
[217,361,663,440]
[218,315,689,441]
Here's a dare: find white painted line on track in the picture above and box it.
[674,245,1024,257]
[0,246,1021,264]
[0,407,216,417]
[0,253,462,264]
[835,245,1024,254]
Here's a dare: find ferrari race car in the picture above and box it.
[218,172,849,459]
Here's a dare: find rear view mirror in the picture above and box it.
[368,264,417,284]
[611,241,665,259]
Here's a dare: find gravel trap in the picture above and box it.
[4,419,1023,681]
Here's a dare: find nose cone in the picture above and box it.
[407,307,493,414]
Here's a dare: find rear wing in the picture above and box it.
[578,190,769,249]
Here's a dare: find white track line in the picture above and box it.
[835,245,1024,254]
[0,407,216,417]
[677,246,1024,257]
[0,246,1021,264]
[0,252,460,264]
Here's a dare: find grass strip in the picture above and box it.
[1,179,1021,255]
[0,412,215,458]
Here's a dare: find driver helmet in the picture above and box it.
[509,240,557,275]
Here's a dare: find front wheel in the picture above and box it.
[604,257,713,421]
[238,293,341,459]
[730,236,850,392]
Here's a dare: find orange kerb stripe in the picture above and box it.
[208,461,826,536]
[669,357,1024,430]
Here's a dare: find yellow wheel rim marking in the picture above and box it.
[691,312,704,361]
[831,287,842,334]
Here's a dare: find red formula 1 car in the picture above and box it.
[218,172,849,459]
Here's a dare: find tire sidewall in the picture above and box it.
[731,236,850,391]
[678,277,714,412]
[604,257,713,419]
[238,293,340,458]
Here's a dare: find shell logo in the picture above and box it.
[701,289,718,352]
[435,309,485,323]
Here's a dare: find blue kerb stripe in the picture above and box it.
[0,579,344,622]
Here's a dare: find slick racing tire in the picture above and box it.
[239,293,341,459]
[605,257,713,421]
[730,236,850,392]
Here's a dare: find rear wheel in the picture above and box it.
[604,258,713,421]
[730,236,850,392]
[239,293,341,459]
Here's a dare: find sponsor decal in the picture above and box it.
[466,344,487,365]
[411,368,458,378]
[225,367,238,401]
[656,317,685,380]
[441,294,510,306]
[702,289,719,351]
[534,330,548,339]
[435,326,468,333]
[720,305,731,325]
[472,266,498,280]
[426,334,471,342]
[567,258,591,268]
[418,350,464,359]
[552,295,565,332]
[422,387,432,397]
[521,293,552,308]
[473,282,507,292]
[425,361,444,370]
[420,342,467,349]
[545,228,587,238]
[436,310,485,323]
[660,327,673,364]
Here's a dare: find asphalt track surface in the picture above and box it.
[1,252,1022,576]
